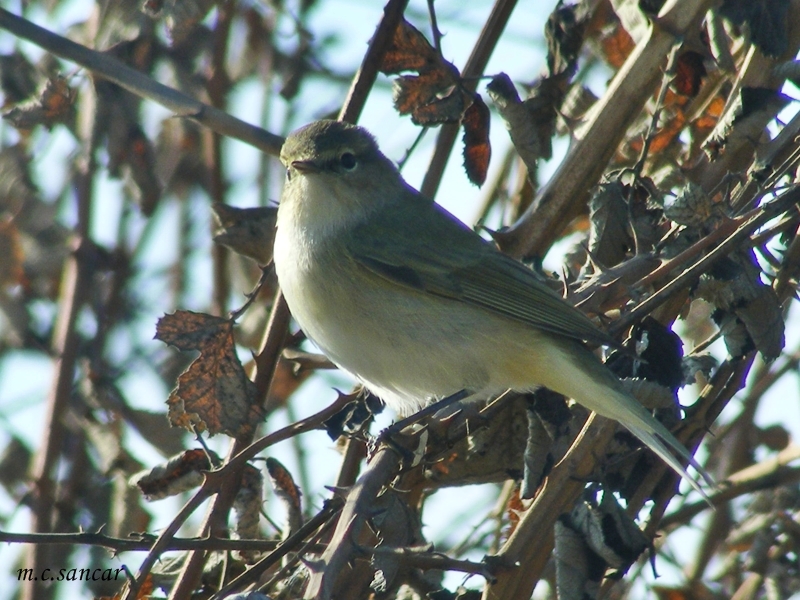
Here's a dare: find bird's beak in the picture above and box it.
[291,159,320,174]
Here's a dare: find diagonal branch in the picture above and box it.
[0,9,284,155]
[496,0,717,259]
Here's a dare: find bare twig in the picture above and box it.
[210,497,344,599]
[0,9,284,154]
[337,0,410,124]
[610,187,800,336]
[661,445,800,529]
[305,446,403,600]
[0,530,320,554]
[483,414,616,600]
[497,0,717,259]
[420,0,518,199]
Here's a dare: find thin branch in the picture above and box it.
[610,187,800,336]
[497,0,717,258]
[632,41,682,177]
[483,414,616,600]
[368,545,496,579]
[122,485,213,599]
[420,0,518,199]
[427,0,444,54]
[337,0,409,124]
[661,445,800,529]
[0,9,284,155]
[305,446,404,600]
[209,497,344,599]
[0,530,322,554]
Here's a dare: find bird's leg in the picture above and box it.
[380,388,472,439]
[373,388,473,466]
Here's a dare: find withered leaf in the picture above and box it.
[157,310,263,437]
[487,73,556,169]
[733,283,784,360]
[599,23,635,69]
[163,0,218,45]
[522,398,556,498]
[664,181,725,227]
[554,518,600,600]
[155,119,207,199]
[704,87,790,159]
[692,94,725,131]
[381,19,466,126]
[131,448,217,500]
[370,489,424,592]
[266,456,302,538]
[698,251,785,360]
[719,0,790,58]
[380,19,493,183]
[462,95,490,186]
[380,18,442,74]
[713,310,754,359]
[0,436,31,491]
[124,125,162,216]
[392,75,464,124]
[545,1,586,77]
[567,489,649,569]
[3,76,75,131]
[585,180,634,269]
[736,87,790,123]
[0,53,39,104]
[673,51,706,97]
[425,394,529,490]
[233,464,264,552]
[212,202,278,265]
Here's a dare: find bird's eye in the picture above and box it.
[339,152,357,170]
[285,168,292,181]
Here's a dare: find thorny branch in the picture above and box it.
[1,1,800,600]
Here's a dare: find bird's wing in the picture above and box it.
[347,193,617,348]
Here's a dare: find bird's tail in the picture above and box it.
[542,340,715,499]
[599,388,714,500]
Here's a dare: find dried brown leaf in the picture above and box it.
[157,311,263,437]
[233,464,264,558]
[585,180,633,269]
[0,52,39,104]
[719,0,790,58]
[130,448,216,500]
[545,1,587,77]
[487,73,556,167]
[704,87,791,159]
[673,51,707,97]
[391,69,464,125]
[381,19,467,126]
[3,75,75,131]
[212,203,278,265]
[599,23,635,69]
[462,95,491,186]
[380,18,441,74]
[266,456,302,539]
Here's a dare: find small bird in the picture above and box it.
[273,119,708,492]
